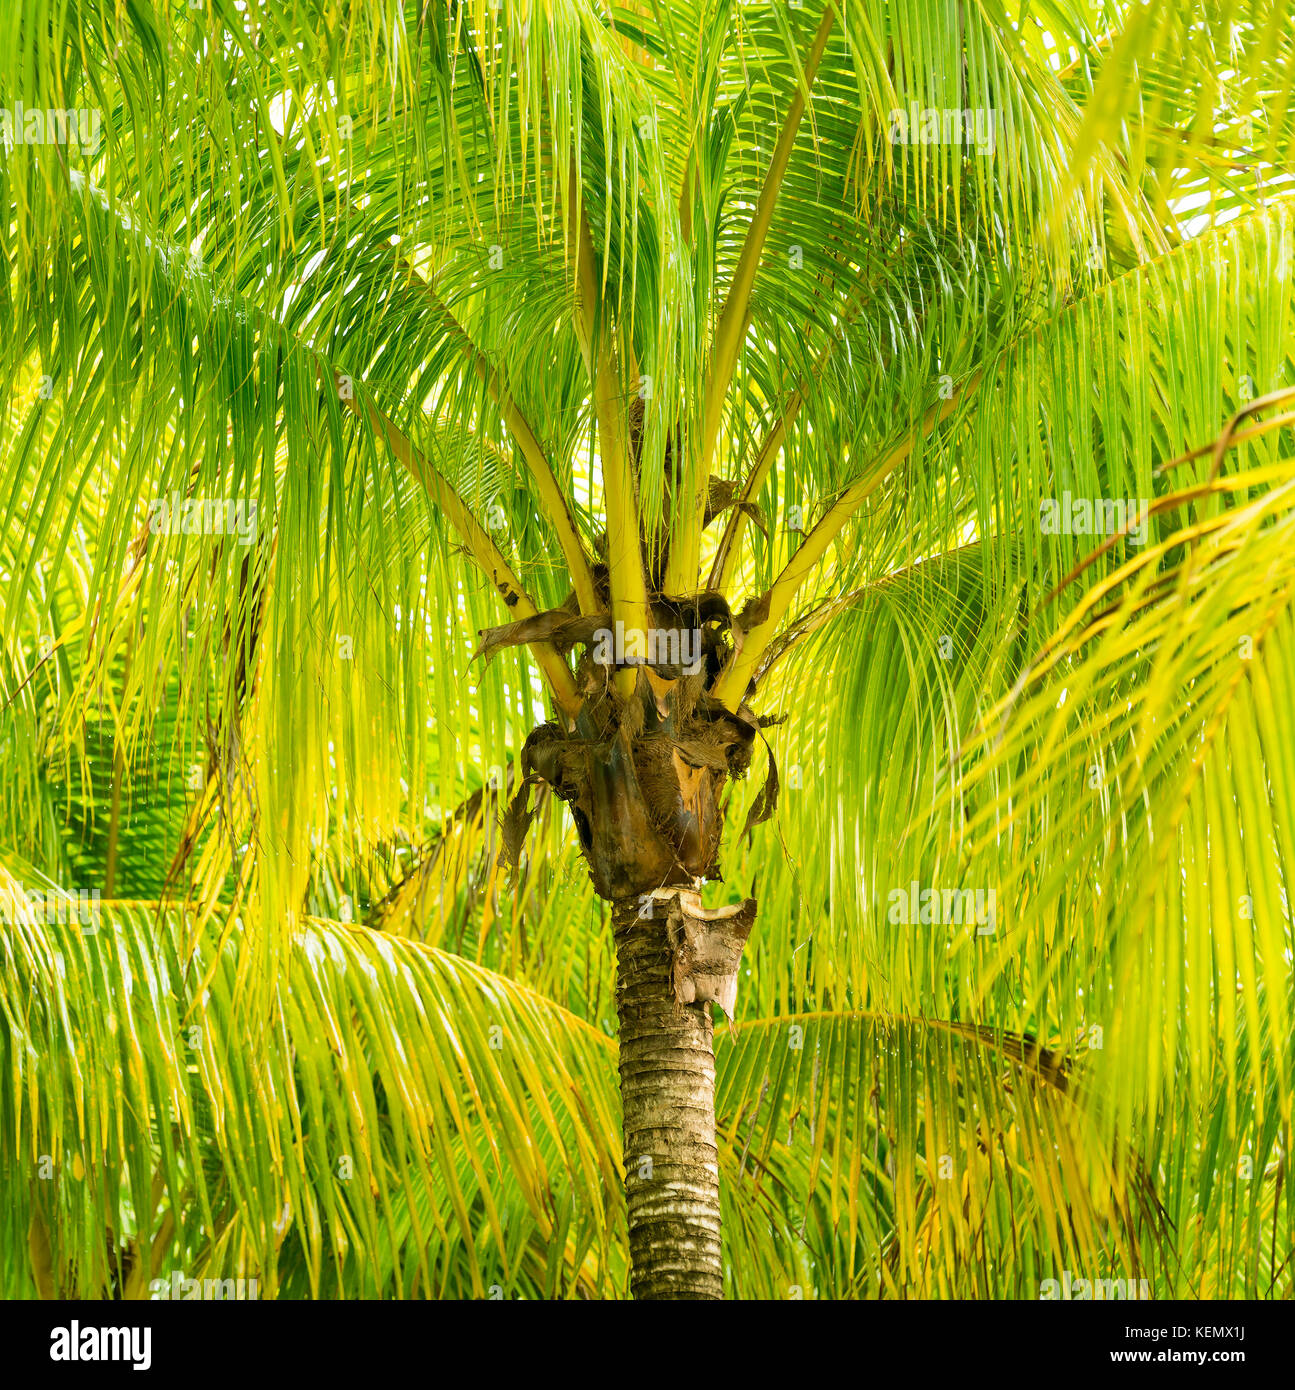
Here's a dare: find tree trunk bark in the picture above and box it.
[612,893,725,1300]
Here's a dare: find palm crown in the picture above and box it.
[2,0,1294,1299]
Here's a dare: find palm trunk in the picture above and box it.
[612,893,724,1299]
[509,691,761,1296]
[612,889,757,1299]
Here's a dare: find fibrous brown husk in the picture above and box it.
[472,609,609,669]
[664,890,757,1021]
[741,737,780,840]
[474,593,734,681]
[516,674,760,901]
[703,478,767,535]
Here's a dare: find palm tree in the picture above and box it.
[2,0,1293,1300]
